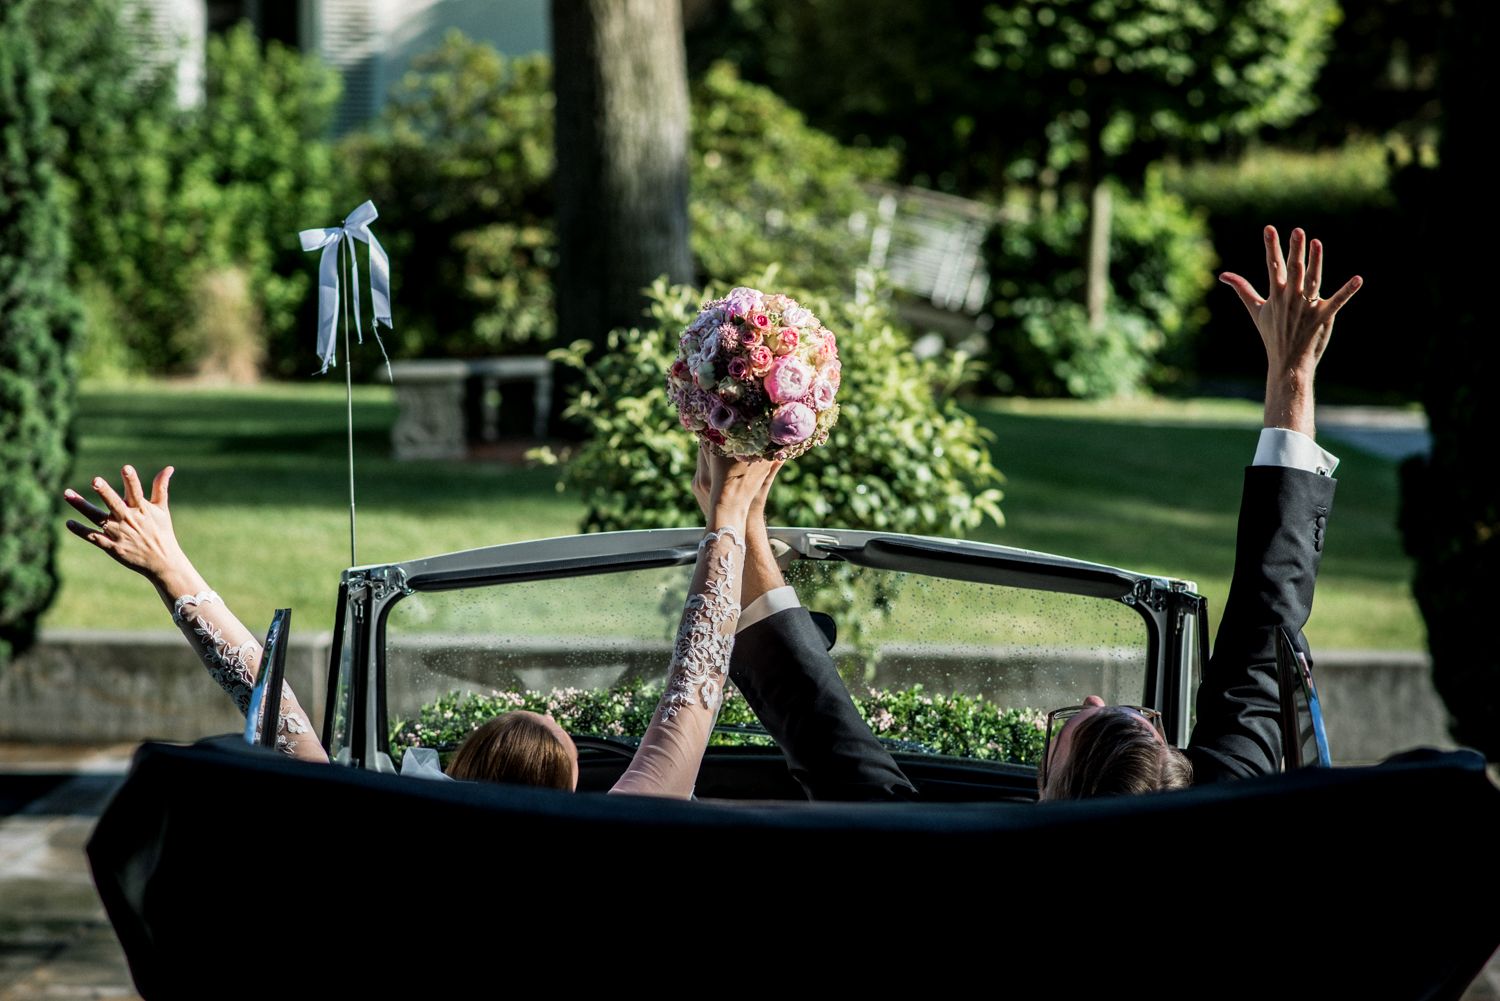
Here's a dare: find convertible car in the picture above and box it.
[88,527,1499,997]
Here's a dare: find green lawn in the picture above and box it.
[44,382,1425,651]
[49,381,583,637]
[966,398,1424,651]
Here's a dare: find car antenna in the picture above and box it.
[299,201,395,567]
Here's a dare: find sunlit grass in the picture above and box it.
[46,383,1423,650]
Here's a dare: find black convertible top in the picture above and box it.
[89,739,1499,999]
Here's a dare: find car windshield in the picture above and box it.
[379,550,1150,770]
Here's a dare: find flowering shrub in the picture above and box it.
[669,287,841,459]
[551,279,1002,536]
[546,278,1003,654]
[390,682,1045,769]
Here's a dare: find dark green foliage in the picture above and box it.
[1399,2,1498,760]
[0,0,79,666]
[985,174,1217,397]
[1265,0,1445,149]
[1162,143,1416,398]
[974,0,1339,178]
[690,0,1338,191]
[686,0,1002,194]
[343,35,557,360]
[390,683,1046,768]
[24,0,172,378]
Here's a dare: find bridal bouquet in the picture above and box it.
[667,287,841,460]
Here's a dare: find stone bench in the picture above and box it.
[389,357,553,460]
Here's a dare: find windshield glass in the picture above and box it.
[380,552,1149,770]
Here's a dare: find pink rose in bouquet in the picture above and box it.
[765,356,813,404]
[748,345,774,377]
[666,286,842,459]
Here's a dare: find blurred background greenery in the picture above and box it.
[2,0,1490,752]
[34,0,1442,400]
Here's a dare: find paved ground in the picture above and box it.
[0,745,138,1001]
[1317,404,1432,463]
[1,740,1496,998]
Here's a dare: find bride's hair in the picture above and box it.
[447,711,574,790]
[1043,707,1193,800]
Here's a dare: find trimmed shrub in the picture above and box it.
[0,1,80,667]
[553,279,1002,534]
[390,683,1047,768]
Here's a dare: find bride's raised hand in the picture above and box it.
[64,465,193,585]
[704,451,779,523]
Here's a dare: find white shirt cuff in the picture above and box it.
[737,585,801,633]
[1253,427,1340,476]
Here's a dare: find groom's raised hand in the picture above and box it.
[1219,225,1363,436]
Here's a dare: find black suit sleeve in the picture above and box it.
[730,607,917,801]
[1187,465,1336,783]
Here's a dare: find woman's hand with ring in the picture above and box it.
[64,465,195,589]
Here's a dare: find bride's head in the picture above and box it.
[447,711,579,790]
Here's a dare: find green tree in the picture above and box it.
[343,36,556,359]
[985,170,1217,397]
[975,0,1339,331]
[348,38,893,360]
[0,0,80,668]
[24,0,174,378]
[72,22,341,376]
[690,62,896,298]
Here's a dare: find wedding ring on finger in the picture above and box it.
[1300,292,1318,304]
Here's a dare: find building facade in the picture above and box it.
[131,0,549,131]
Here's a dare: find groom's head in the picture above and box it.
[1039,696,1193,800]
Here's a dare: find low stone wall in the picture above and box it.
[0,630,331,744]
[0,631,1460,765]
[1314,651,1457,764]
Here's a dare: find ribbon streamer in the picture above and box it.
[299,200,394,377]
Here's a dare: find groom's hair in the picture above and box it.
[447,711,574,790]
[1045,707,1194,800]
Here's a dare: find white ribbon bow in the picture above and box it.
[299,200,394,375]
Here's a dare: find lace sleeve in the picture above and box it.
[170,591,328,764]
[610,526,745,799]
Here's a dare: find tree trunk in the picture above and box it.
[551,0,693,356]
[1086,180,1113,331]
[1083,119,1112,332]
